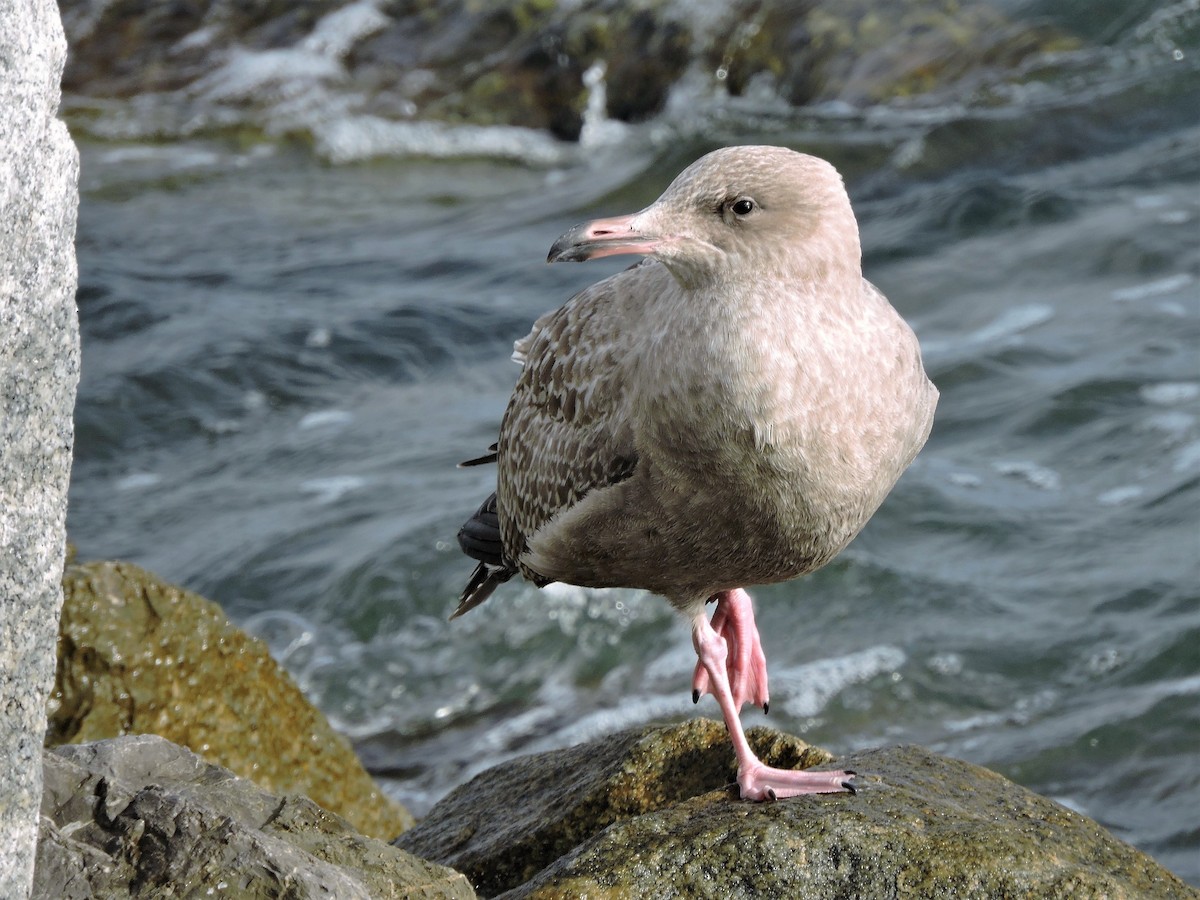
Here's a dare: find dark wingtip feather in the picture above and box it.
[458,442,499,468]
[451,561,514,619]
[457,493,503,564]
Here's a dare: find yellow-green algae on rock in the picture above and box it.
[399,722,1196,899]
[396,718,834,896]
[48,560,414,841]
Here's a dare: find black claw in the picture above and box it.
[692,689,700,704]
[842,781,857,795]
[762,702,769,715]
[844,770,857,777]
[765,788,777,802]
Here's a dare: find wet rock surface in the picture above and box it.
[57,0,1075,143]
[395,718,831,896]
[49,560,414,842]
[399,721,1197,899]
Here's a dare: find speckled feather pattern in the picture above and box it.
[460,146,937,617]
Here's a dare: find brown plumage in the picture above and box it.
[453,146,937,800]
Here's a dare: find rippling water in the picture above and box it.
[66,1,1199,883]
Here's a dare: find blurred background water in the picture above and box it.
[62,0,1198,882]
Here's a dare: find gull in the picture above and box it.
[454,145,937,800]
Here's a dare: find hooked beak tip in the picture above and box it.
[546,214,658,264]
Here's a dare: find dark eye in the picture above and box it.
[730,198,755,216]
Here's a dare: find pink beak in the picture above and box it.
[547,213,661,263]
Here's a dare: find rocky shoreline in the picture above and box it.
[57,0,1076,148]
[5,0,1196,895]
[36,563,1199,899]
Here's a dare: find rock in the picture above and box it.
[36,734,475,899]
[399,722,1197,899]
[55,0,1077,144]
[48,560,415,841]
[395,719,833,896]
[0,0,81,894]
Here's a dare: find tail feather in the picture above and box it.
[451,561,515,619]
[454,491,516,617]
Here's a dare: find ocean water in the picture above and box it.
[66,0,1199,883]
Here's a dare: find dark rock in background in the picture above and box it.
[56,0,1077,144]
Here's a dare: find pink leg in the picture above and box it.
[692,589,770,713]
[691,600,856,801]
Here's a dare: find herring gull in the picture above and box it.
[454,145,938,800]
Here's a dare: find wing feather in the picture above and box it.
[497,268,656,578]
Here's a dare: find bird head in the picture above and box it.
[547,146,861,290]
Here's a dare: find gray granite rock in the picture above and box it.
[0,0,81,895]
[36,734,476,899]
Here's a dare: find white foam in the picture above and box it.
[968,304,1056,344]
[1097,485,1144,506]
[993,460,1062,491]
[1158,210,1193,225]
[1111,273,1195,302]
[115,472,162,491]
[314,115,570,166]
[300,475,366,503]
[1140,382,1200,406]
[927,652,964,676]
[298,409,353,430]
[1174,440,1200,472]
[241,609,319,663]
[196,47,345,105]
[579,61,632,149]
[1143,410,1196,436]
[922,304,1055,357]
[305,327,332,348]
[302,0,389,59]
[173,25,219,53]
[1133,194,1173,209]
[771,645,907,719]
[528,694,695,752]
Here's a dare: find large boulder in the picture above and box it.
[0,0,80,895]
[399,721,1196,899]
[36,734,475,899]
[48,560,414,841]
[395,717,831,896]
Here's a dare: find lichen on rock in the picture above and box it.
[398,721,1197,899]
[48,560,414,842]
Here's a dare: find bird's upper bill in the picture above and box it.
[546,213,662,264]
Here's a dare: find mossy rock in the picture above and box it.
[395,719,833,895]
[398,721,1194,898]
[49,560,414,842]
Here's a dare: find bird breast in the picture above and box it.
[630,279,933,569]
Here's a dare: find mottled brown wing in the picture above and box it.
[497,272,645,580]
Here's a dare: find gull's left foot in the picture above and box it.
[738,763,858,801]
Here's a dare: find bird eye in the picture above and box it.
[731,198,755,216]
